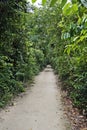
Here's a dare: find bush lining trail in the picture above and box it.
[0,66,70,130]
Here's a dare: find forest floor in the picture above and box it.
[0,66,70,130]
[61,88,87,130]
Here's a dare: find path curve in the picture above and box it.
[0,66,70,130]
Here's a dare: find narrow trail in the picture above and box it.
[0,66,70,130]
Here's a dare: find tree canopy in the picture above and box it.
[0,0,87,112]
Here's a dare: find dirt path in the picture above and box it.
[0,66,70,130]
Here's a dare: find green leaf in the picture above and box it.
[50,0,58,6]
[73,36,79,42]
[72,0,78,3]
[72,4,78,13]
[32,0,37,3]
[63,3,71,15]
[42,0,47,5]
[63,3,78,16]
[61,0,67,8]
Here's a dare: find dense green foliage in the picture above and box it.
[50,2,87,111]
[31,0,87,111]
[0,0,87,112]
[0,0,46,107]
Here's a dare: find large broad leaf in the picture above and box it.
[42,0,47,5]
[63,3,78,16]
[32,0,37,3]
[63,3,71,15]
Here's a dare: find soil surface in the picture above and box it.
[0,66,70,130]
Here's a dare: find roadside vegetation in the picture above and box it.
[0,0,46,107]
[0,0,87,114]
